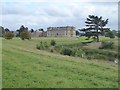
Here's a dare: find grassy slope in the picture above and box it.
[2,37,118,88]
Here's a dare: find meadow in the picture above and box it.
[2,37,118,88]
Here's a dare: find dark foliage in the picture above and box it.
[3,32,14,39]
[50,40,56,46]
[80,15,109,42]
[20,31,31,40]
[105,30,115,38]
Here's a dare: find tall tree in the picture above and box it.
[4,28,10,32]
[17,25,28,37]
[80,15,109,42]
[30,29,34,33]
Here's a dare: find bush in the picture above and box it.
[94,55,107,60]
[3,32,14,39]
[50,49,54,52]
[36,44,40,49]
[75,49,85,57]
[36,41,49,50]
[20,31,31,40]
[60,47,73,56]
[44,42,49,48]
[99,41,114,49]
[50,40,56,46]
[36,41,44,50]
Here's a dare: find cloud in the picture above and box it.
[3,0,120,2]
[1,1,118,31]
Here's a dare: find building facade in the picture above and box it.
[31,31,47,37]
[47,26,76,37]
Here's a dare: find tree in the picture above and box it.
[105,30,115,38]
[0,26,4,37]
[76,30,80,36]
[17,25,28,37]
[80,15,109,42]
[112,30,117,36]
[4,28,10,32]
[20,31,31,40]
[3,32,14,39]
[39,28,44,32]
[30,29,34,33]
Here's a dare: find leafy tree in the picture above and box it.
[17,25,28,37]
[20,31,31,40]
[112,30,117,36]
[105,30,115,38]
[80,15,109,42]
[3,32,14,39]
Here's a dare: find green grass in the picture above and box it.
[2,37,118,88]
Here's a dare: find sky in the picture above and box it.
[0,0,119,31]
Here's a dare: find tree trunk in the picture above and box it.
[96,35,99,42]
[96,26,99,42]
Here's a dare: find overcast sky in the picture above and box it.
[0,0,119,31]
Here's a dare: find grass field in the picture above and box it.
[2,37,118,88]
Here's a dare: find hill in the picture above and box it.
[2,37,118,88]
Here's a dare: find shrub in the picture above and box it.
[3,32,14,39]
[54,45,62,52]
[75,49,85,57]
[50,49,54,52]
[99,41,114,49]
[94,55,107,60]
[44,42,49,48]
[60,47,72,56]
[36,44,40,49]
[20,31,31,40]
[36,41,44,50]
[36,41,49,50]
[50,40,56,46]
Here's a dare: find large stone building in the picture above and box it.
[31,31,47,37]
[47,26,76,37]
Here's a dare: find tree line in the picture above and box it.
[0,25,44,40]
[0,15,120,41]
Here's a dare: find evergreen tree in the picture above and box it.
[80,15,109,42]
